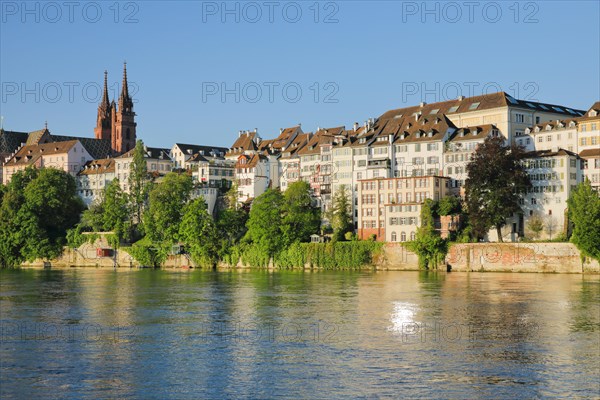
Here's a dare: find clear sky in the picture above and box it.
[1,0,599,149]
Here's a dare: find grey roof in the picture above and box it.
[0,130,29,155]
[175,143,228,157]
[52,135,113,159]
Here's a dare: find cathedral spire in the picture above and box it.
[101,70,110,109]
[119,61,130,104]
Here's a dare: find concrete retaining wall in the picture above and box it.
[377,242,599,273]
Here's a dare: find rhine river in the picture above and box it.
[1,269,599,399]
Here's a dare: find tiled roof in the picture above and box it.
[0,130,28,156]
[175,143,228,157]
[586,101,600,115]
[448,124,498,142]
[5,140,79,166]
[235,153,266,169]
[119,146,172,160]
[579,148,600,158]
[227,131,259,157]
[382,114,456,144]
[78,158,115,175]
[378,92,585,122]
[53,135,113,159]
[525,148,580,159]
[271,125,302,150]
[280,132,312,159]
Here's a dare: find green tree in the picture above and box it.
[405,198,448,269]
[102,178,130,244]
[438,196,462,216]
[465,136,531,242]
[129,139,149,225]
[281,181,321,246]
[567,179,600,261]
[0,167,83,266]
[331,185,353,241]
[79,201,106,232]
[179,198,218,266]
[526,214,544,240]
[245,188,284,256]
[144,172,193,245]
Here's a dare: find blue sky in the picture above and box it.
[1,1,599,148]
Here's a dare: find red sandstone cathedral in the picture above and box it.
[94,63,137,154]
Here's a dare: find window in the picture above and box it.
[401,232,406,242]
[531,198,537,205]
[415,144,421,152]
[468,102,480,110]
[535,116,540,124]
[391,232,397,242]
[410,232,416,241]
[448,106,459,113]
[516,113,525,123]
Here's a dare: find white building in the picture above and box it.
[115,146,173,192]
[77,159,116,207]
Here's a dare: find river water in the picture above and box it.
[1,269,599,399]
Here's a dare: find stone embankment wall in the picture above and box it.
[21,240,195,269]
[21,240,600,274]
[378,242,599,273]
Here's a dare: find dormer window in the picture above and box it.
[546,125,552,131]
[459,131,464,137]
[569,121,576,127]
[590,110,598,117]
[428,131,433,137]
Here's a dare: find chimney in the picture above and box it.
[254,128,257,133]
[354,122,359,132]
[238,130,242,137]
[458,96,465,101]
[280,128,283,134]
[420,102,427,107]
[388,134,394,143]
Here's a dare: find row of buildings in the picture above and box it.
[1,67,599,241]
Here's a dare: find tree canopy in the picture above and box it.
[567,179,600,261]
[464,136,531,242]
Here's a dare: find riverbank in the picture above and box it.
[17,241,600,274]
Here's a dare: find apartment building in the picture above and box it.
[378,92,583,147]
[515,149,584,241]
[235,153,270,203]
[279,132,312,191]
[357,175,451,241]
[2,140,93,185]
[189,152,235,189]
[115,146,173,192]
[444,124,501,194]
[170,143,228,169]
[77,159,116,206]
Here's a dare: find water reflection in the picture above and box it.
[1,269,598,399]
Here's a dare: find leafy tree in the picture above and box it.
[330,185,353,241]
[102,178,130,244]
[216,207,248,257]
[0,167,83,266]
[129,139,149,225]
[438,196,462,216]
[245,188,284,257]
[179,198,218,266]
[79,201,106,232]
[567,179,600,261]
[526,214,544,240]
[465,136,531,242]
[281,181,321,246]
[143,172,193,245]
[405,198,448,269]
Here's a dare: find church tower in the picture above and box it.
[94,71,112,141]
[112,62,137,154]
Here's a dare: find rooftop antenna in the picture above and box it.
[0,116,4,130]
[44,120,48,130]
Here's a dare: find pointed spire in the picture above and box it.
[120,61,129,101]
[101,70,110,108]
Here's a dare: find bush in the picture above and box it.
[129,237,169,267]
